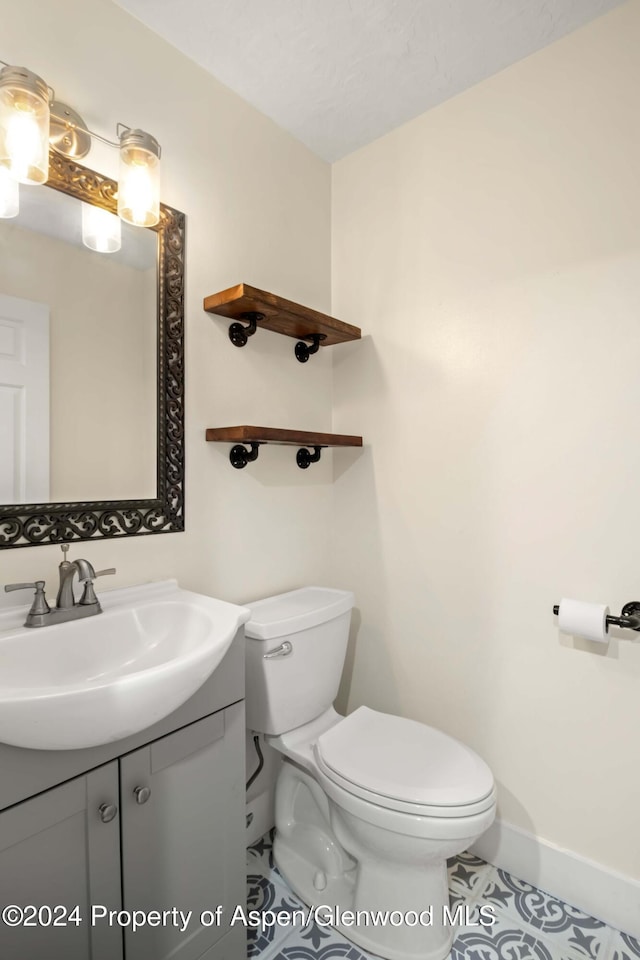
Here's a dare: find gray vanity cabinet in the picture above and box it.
[0,634,247,960]
[0,761,123,960]
[120,702,246,960]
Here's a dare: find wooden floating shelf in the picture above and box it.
[206,426,363,447]
[203,283,361,359]
[206,426,363,470]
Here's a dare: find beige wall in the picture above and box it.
[0,0,332,602]
[332,1,640,879]
[4,0,640,887]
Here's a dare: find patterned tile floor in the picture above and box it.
[246,830,640,960]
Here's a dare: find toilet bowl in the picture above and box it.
[245,588,497,960]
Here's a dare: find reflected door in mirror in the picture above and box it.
[0,294,49,503]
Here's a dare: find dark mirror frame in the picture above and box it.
[0,149,185,549]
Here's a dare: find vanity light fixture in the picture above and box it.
[117,127,161,227]
[0,61,161,229]
[0,66,50,184]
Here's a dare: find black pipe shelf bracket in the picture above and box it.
[230,442,261,469]
[295,334,327,363]
[296,446,324,468]
[229,443,327,469]
[228,313,327,362]
[228,311,264,348]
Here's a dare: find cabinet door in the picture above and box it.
[0,761,123,960]
[120,702,245,960]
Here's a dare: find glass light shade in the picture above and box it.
[118,129,160,227]
[0,167,19,218]
[82,203,122,253]
[0,66,50,185]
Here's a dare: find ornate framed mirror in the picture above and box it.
[0,149,185,548]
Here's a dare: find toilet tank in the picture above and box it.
[244,587,354,736]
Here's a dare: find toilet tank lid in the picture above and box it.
[244,587,354,640]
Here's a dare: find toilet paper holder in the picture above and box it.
[552,601,640,631]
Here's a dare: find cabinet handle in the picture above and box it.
[99,803,118,823]
[133,785,151,805]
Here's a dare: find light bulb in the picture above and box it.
[0,66,50,185]
[0,167,19,218]
[82,203,121,253]
[120,162,154,226]
[5,110,42,181]
[118,128,160,227]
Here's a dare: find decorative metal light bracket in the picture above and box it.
[230,442,261,469]
[296,446,324,469]
[49,101,92,159]
[228,311,264,348]
[295,333,326,363]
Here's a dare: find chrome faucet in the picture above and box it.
[4,545,116,628]
[56,545,98,609]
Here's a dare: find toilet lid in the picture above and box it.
[315,706,494,807]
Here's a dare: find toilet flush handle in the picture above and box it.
[263,641,293,660]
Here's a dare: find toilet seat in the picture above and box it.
[313,706,495,819]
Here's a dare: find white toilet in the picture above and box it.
[245,587,496,960]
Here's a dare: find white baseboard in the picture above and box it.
[471,819,640,939]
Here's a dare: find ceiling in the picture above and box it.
[113,0,625,162]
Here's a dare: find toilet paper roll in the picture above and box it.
[557,598,610,643]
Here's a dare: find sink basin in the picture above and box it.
[0,580,250,751]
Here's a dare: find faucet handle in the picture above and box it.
[4,581,51,618]
[5,581,38,593]
[79,581,98,606]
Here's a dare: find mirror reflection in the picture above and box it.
[0,183,157,504]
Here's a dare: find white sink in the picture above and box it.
[0,580,250,751]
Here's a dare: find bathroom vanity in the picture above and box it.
[0,630,245,960]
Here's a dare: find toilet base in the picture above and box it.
[275,834,454,960]
[273,762,463,960]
